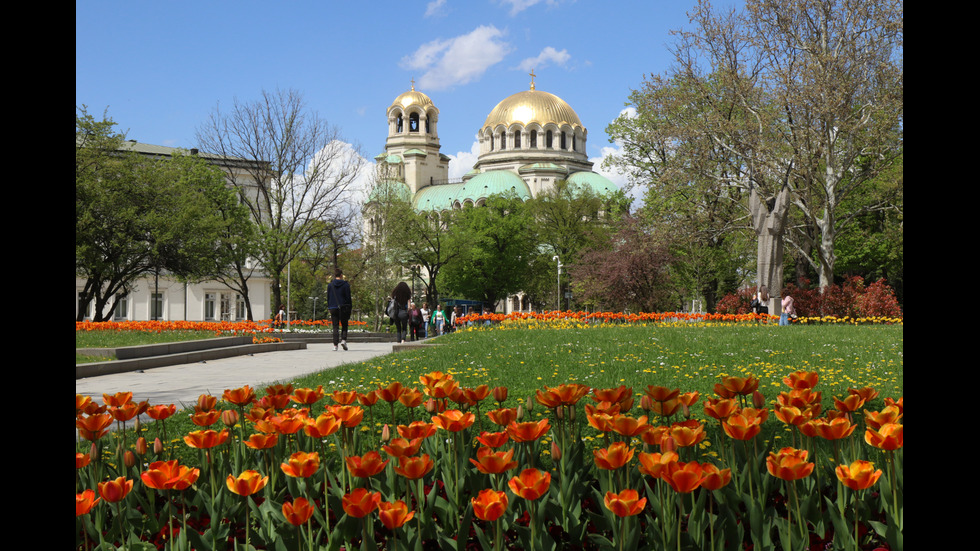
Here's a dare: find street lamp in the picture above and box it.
[308,296,319,321]
[552,255,563,311]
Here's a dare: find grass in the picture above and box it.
[99,320,902,467]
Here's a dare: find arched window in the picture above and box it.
[489,133,494,151]
[514,129,521,148]
[546,130,553,148]
[500,132,506,149]
[396,114,403,133]
[560,131,567,150]
[530,130,537,149]
[409,113,420,132]
[572,135,576,152]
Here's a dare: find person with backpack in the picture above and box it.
[327,269,352,351]
[390,282,411,343]
[408,302,423,341]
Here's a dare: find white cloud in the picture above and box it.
[499,0,557,16]
[425,0,447,17]
[516,46,570,73]
[401,26,512,91]
[447,139,481,180]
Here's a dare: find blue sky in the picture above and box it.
[77,0,725,190]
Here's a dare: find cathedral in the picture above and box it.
[369,76,620,211]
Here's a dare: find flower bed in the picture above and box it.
[77,365,903,550]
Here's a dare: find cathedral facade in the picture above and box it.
[370,79,619,211]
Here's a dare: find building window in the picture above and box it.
[151,293,164,320]
[410,113,420,132]
[489,134,494,151]
[530,130,537,148]
[500,132,506,149]
[396,114,403,133]
[546,130,553,148]
[78,292,91,320]
[514,129,521,148]
[236,294,246,320]
[560,132,567,150]
[205,292,216,321]
[113,295,129,320]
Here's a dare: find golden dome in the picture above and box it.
[390,84,434,111]
[483,88,583,130]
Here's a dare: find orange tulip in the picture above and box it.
[383,437,424,458]
[766,447,814,481]
[377,382,406,403]
[668,420,706,448]
[346,451,389,478]
[76,489,101,516]
[328,405,364,428]
[357,390,380,407]
[378,500,415,530]
[508,468,551,501]
[836,460,883,491]
[864,406,903,430]
[486,407,519,427]
[463,385,491,404]
[397,421,438,440]
[662,461,704,493]
[776,388,823,410]
[722,412,762,441]
[76,413,114,441]
[223,386,256,407]
[281,451,321,478]
[833,394,866,414]
[782,371,819,390]
[611,415,651,438]
[586,411,617,433]
[226,470,269,496]
[774,405,813,427]
[639,424,672,448]
[721,375,759,396]
[534,388,562,409]
[146,404,177,421]
[812,417,856,441]
[243,432,279,450]
[141,460,200,491]
[265,383,294,397]
[637,450,678,478]
[183,429,230,449]
[547,383,591,406]
[98,477,134,503]
[471,489,509,521]
[282,497,316,526]
[492,386,508,403]
[865,422,903,451]
[506,419,551,442]
[305,412,342,439]
[292,386,325,406]
[190,409,221,427]
[848,386,879,403]
[419,371,451,388]
[398,388,424,409]
[432,409,475,432]
[593,385,631,405]
[475,431,510,449]
[331,390,358,405]
[594,442,634,471]
[644,385,680,403]
[342,488,381,518]
[76,452,91,469]
[603,489,646,517]
[393,454,435,480]
[470,446,518,474]
[103,391,133,407]
[700,463,732,491]
[648,398,682,418]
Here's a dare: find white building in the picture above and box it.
[76,141,273,322]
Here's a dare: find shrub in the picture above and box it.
[717,277,902,318]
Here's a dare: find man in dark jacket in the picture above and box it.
[327,268,353,350]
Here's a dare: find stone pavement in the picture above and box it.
[75,342,395,412]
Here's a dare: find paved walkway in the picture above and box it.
[75,342,395,411]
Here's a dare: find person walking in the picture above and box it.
[780,293,796,326]
[327,268,353,351]
[421,303,430,339]
[434,304,445,335]
[408,302,423,341]
[391,282,411,343]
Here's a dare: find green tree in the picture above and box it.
[440,193,538,310]
[76,107,252,321]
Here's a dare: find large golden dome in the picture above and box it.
[483,88,583,130]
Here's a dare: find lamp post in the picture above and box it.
[309,296,319,321]
[552,255,563,311]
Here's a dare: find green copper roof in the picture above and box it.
[567,171,620,196]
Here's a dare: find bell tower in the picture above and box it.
[383,82,449,194]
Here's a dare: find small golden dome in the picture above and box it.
[390,83,434,111]
[483,88,583,130]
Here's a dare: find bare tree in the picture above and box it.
[196,88,365,316]
[671,0,903,291]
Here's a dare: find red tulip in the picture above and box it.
[346,451,389,478]
[766,447,814,481]
[865,422,903,451]
[393,454,435,480]
[98,477,133,503]
[282,497,316,526]
[603,488,646,517]
[471,488,508,521]
[281,451,321,478]
[836,460,883,491]
[378,500,415,529]
[594,442,634,471]
[141,460,200,491]
[508,468,551,501]
[342,488,381,518]
[470,446,518,474]
[76,489,101,516]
